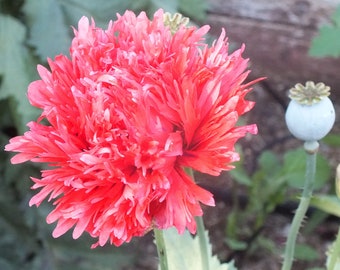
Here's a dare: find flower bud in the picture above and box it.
[336,164,340,199]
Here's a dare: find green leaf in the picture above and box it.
[23,0,152,59]
[229,164,252,186]
[258,151,280,176]
[323,133,340,147]
[331,5,340,27]
[310,195,340,217]
[0,259,16,270]
[294,243,319,261]
[149,0,178,14]
[22,0,72,59]
[163,227,237,270]
[59,0,149,29]
[225,238,247,251]
[225,209,242,239]
[309,6,340,58]
[50,239,133,270]
[179,0,207,22]
[309,26,340,57]
[281,148,331,190]
[327,226,340,270]
[0,98,16,139]
[0,14,39,132]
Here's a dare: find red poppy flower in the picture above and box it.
[5,9,260,247]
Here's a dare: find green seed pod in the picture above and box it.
[285,81,335,142]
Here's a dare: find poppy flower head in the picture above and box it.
[5,9,260,247]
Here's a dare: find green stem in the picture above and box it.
[185,167,210,270]
[328,227,340,270]
[281,141,318,270]
[154,228,169,270]
[196,216,210,270]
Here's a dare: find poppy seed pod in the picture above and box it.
[285,81,335,142]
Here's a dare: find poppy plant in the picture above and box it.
[5,9,260,247]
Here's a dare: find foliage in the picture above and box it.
[0,14,39,132]
[0,0,207,269]
[226,147,332,261]
[163,228,236,270]
[308,5,340,268]
[310,195,340,218]
[309,5,340,57]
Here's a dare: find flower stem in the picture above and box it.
[281,141,318,270]
[184,167,210,270]
[154,228,169,270]
[195,216,210,270]
[328,227,340,270]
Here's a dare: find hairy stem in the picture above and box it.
[281,141,318,270]
[328,227,340,270]
[154,228,169,270]
[185,167,210,270]
[196,216,210,270]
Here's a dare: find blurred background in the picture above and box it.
[1,0,340,269]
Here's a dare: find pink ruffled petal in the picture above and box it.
[4,8,262,247]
